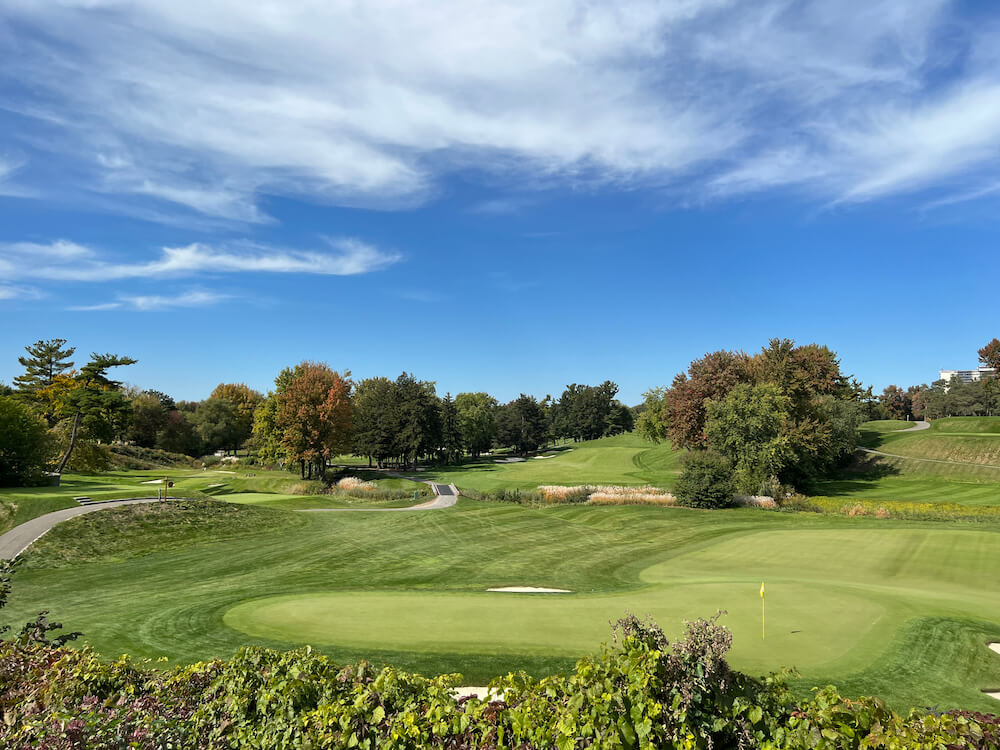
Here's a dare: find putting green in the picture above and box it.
[224,528,1000,676]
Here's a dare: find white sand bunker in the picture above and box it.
[494,457,526,463]
[452,686,504,701]
[985,644,1000,701]
[487,586,572,593]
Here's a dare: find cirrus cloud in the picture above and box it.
[0,237,400,283]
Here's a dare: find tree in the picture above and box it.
[351,377,398,468]
[193,398,243,455]
[878,385,912,421]
[127,392,169,448]
[553,381,620,442]
[496,394,547,454]
[438,394,463,464]
[705,383,791,495]
[979,338,1000,372]
[13,339,75,394]
[393,373,440,469]
[209,383,263,452]
[0,396,55,486]
[251,396,284,466]
[605,401,634,435]
[664,351,752,449]
[157,410,201,455]
[276,362,352,479]
[454,392,497,458]
[54,353,136,475]
[673,451,734,509]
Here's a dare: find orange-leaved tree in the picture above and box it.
[276,362,352,479]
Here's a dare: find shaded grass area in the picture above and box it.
[4,500,1000,711]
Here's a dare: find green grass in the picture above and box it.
[811,418,1000,506]
[5,498,1000,712]
[417,432,684,492]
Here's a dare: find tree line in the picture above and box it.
[0,339,634,485]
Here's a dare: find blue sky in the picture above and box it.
[1,0,998,404]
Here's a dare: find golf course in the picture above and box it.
[3,419,999,713]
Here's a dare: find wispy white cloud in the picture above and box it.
[0,284,43,301]
[1,0,999,214]
[69,288,231,311]
[0,237,400,282]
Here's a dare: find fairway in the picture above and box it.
[416,432,684,491]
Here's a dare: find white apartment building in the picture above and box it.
[939,366,997,384]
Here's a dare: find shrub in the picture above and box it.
[674,450,735,509]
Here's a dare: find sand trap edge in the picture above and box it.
[486,586,572,593]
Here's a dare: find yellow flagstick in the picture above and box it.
[760,581,765,640]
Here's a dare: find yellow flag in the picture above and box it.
[760,582,765,598]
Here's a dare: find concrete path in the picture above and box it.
[299,482,459,512]
[900,420,931,432]
[0,497,169,559]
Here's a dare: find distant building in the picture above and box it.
[939,366,997,384]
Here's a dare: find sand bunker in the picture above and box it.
[985,644,1000,701]
[452,686,504,701]
[486,586,572,593]
[494,457,526,463]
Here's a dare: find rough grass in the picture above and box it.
[20,499,307,569]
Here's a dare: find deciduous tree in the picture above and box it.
[0,396,55,486]
[276,362,352,479]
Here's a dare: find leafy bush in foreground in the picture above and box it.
[1,614,996,749]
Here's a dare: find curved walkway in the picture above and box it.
[0,497,169,559]
[900,420,931,432]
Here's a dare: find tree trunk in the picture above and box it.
[300,459,306,479]
[55,411,82,475]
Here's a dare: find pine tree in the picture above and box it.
[13,339,76,392]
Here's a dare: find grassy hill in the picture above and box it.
[811,417,1000,505]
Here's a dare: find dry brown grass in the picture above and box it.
[537,485,675,506]
[336,476,377,491]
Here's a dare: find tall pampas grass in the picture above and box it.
[537,485,675,506]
